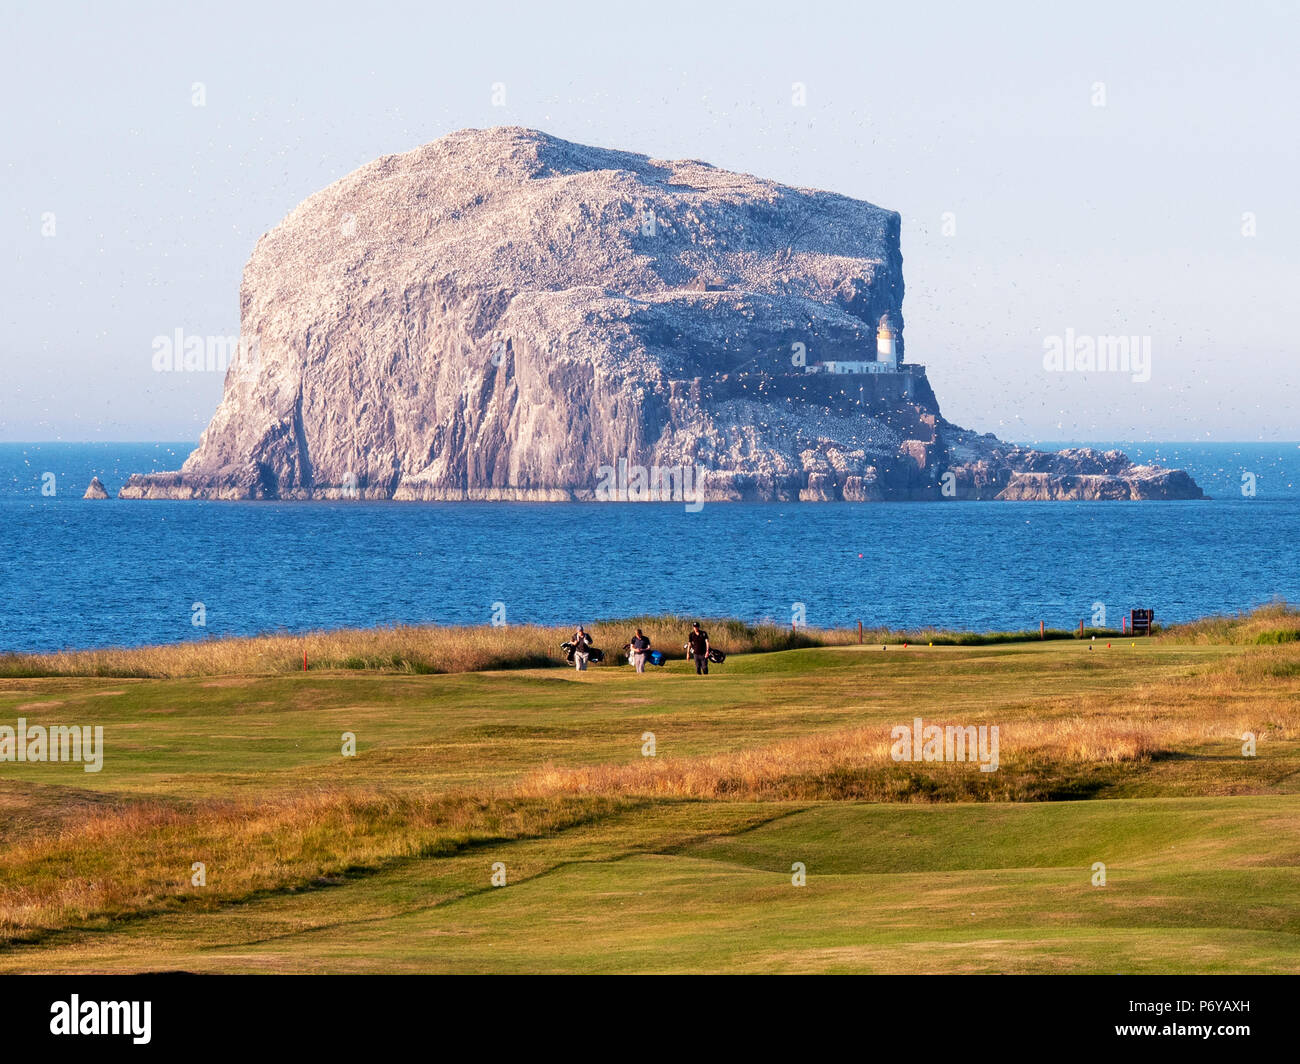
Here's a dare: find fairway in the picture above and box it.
[2,623,1298,973]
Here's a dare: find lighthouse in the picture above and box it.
[876,315,898,369]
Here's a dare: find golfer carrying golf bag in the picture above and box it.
[570,626,592,671]
[629,628,651,673]
[687,621,710,675]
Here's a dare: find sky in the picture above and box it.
[1,0,1296,443]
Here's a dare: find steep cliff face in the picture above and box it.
[121,127,1202,503]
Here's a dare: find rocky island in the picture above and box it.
[121,127,1203,502]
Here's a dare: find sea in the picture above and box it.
[0,441,1296,653]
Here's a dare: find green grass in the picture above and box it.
[4,799,1296,974]
[1,609,1297,973]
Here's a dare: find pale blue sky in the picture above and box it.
[1,0,1296,441]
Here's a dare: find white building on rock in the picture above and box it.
[876,315,898,368]
[806,315,900,374]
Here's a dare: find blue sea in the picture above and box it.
[0,441,1296,653]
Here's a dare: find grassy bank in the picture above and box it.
[0,617,838,679]
[7,601,1292,679]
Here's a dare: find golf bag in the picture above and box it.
[561,640,602,664]
[707,648,726,664]
[624,643,663,667]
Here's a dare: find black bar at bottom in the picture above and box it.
[1,974,1286,1052]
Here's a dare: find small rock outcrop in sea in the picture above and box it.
[83,477,110,500]
[119,127,1203,502]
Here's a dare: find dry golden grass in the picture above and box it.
[10,604,1292,679]
[514,721,1150,802]
[519,643,1300,802]
[1158,600,1300,645]
[0,616,851,679]
[0,788,627,941]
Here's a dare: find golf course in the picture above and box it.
[1,607,1297,974]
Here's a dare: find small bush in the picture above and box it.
[1255,629,1300,645]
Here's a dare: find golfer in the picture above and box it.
[686,622,710,675]
[571,625,592,671]
[629,628,651,673]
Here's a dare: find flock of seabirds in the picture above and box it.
[562,621,726,675]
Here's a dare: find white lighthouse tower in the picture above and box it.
[876,315,898,369]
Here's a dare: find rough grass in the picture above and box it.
[0,617,845,679]
[0,789,628,943]
[1,614,1156,679]
[519,648,1300,803]
[1158,600,1299,645]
